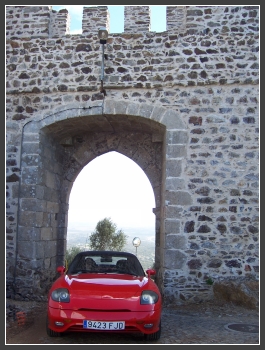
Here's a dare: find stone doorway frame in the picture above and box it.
[14,99,189,298]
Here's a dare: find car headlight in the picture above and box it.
[51,288,70,302]
[140,290,159,304]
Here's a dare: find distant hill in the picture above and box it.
[67,224,155,270]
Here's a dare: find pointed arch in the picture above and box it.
[16,100,180,298]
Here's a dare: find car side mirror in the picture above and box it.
[57,266,66,275]
[146,268,156,277]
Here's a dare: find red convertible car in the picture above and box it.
[46,251,162,340]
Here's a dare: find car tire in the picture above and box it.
[46,316,62,337]
[144,320,161,341]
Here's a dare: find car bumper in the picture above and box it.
[47,306,161,335]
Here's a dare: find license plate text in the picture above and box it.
[83,320,125,330]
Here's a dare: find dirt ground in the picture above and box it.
[5,298,260,345]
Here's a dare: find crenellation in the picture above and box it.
[6,6,52,39]
[124,6,150,33]
[49,9,70,37]
[82,6,110,36]
[166,6,187,33]
[5,6,261,39]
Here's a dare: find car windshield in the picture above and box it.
[67,251,145,277]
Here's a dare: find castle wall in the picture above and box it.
[6,5,259,306]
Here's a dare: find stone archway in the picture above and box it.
[14,101,171,298]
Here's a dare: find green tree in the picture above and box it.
[89,217,128,251]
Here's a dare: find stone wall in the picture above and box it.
[6,5,259,306]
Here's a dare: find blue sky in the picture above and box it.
[52,5,167,34]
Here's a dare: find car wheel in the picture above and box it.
[46,315,62,337]
[144,320,161,341]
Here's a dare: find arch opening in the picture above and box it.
[67,151,156,270]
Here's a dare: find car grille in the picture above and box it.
[67,325,139,333]
[78,308,131,312]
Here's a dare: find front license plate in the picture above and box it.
[83,320,125,330]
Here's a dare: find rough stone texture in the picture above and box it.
[124,6,150,32]
[82,6,110,35]
[213,276,259,309]
[6,5,259,307]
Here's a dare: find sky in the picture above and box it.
[50,6,164,231]
[68,152,156,231]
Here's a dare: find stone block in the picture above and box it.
[17,241,44,259]
[18,226,41,241]
[104,99,116,114]
[41,227,53,241]
[150,105,167,123]
[166,130,189,144]
[22,142,40,154]
[166,144,187,158]
[139,103,154,118]
[161,109,186,129]
[21,154,39,167]
[164,249,187,269]
[165,234,186,249]
[165,190,192,205]
[23,133,39,143]
[19,211,37,227]
[23,121,40,133]
[165,205,183,219]
[20,198,46,212]
[114,100,129,115]
[165,219,180,234]
[46,201,60,213]
[44,240,57,258]
[165,177,185,191]
[126,102,140,116]
[166,159,182,177]
[44,170,57,190]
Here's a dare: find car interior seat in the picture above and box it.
[85,257,97,271]
[116,259,128,273]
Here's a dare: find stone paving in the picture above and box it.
[6,299,259,345]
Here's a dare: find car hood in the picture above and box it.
[49,274,160,311]
[64,273,148,296]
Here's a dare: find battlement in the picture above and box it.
[6,5,259,38]
[82,6,110,36]
[6,6,70,38]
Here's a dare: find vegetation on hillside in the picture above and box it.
[89,217,128,251]
[65,218,128,267]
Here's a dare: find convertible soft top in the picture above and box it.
[67,250,145,276]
